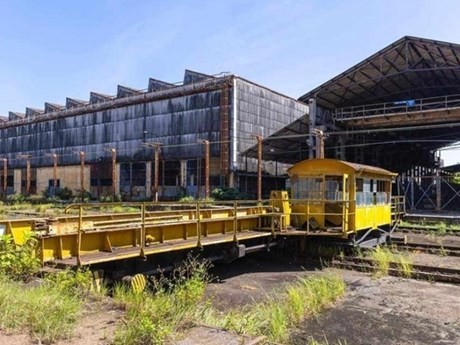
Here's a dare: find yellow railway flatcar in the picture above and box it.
[286,158,404,247]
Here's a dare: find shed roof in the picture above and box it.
[299,36,460,108]
[243,36,460,167]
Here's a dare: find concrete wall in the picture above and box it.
[36,165,91,195]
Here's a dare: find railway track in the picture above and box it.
[390,237,460,256]
[332,256,460,284]
[396,227,460,236]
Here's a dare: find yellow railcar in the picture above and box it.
[287,158,402,247]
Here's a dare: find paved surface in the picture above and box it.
[291,269,460,345]
[173,327,263,345]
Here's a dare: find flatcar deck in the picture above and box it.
[52,230,273,266]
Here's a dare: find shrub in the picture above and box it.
[179,196,195,203]
[6,193,25,205]
[56,187,73,200]
[44,268,93,297]
[211,187,250,200]
[0,231,40,281]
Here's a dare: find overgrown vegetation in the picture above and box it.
[0,228,346,344]
[0,265,96,344]
[113,256,211,345]
[368,246,413,278]
[400,220,460,233]
[0,230,99,343]
[0,232,41,280]
[113,255,345,345]
[202,275,346,343]
[211,187,251,200]
[0,276,83,344]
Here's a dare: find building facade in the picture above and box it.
[0,70,308,199]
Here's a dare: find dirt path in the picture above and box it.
[0,300,122,345]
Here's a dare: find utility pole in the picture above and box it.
[252,134,263,201]
[198,140,210,199]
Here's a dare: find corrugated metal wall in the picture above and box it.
[235,78,308,173]
[0,90,224,168]
[0,76,308,179]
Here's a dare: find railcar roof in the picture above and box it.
[288,158,398,176]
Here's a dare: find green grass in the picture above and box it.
[0,276,83,344]
[112,256,346,345]
[400,220,460,233]
[202,275,346,344]
[368,246,413,278]
[113,257,211,345]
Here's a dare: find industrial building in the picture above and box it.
[0,70,308,199]
[4,35,460,209]
[246,36,460,211]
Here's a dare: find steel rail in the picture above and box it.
[332,256,460,284]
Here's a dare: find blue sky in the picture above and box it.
[1,0,460,163]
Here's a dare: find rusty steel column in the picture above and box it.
[22,155,31,196]
[52,154,58,196]
[220,84,230,184]
[2,158,7,198]
[153,144,161,202]
[313,129,325,159]
[79,151,85,202]
[198,140,210,198]
[110,149,116,199]
[252,135,263,201]
[436,168,442,211]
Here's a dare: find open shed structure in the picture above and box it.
[245,36,460,211]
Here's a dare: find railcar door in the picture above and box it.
[324,175,346,231]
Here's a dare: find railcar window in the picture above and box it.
[325,176,343,200]
[376,180,389,204]
[357,178,373,206]
[292,177,322,200]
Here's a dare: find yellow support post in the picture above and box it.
[233,200,238,242]
[196,201,202,247]
[77,205,82,266]
[140,203,146,258]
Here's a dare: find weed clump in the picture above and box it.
[369,246,413,278]
[113,256,211,345]
[0,270,90,343]
[202,275,346,344]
